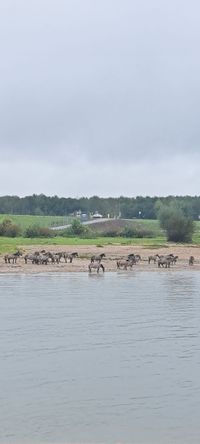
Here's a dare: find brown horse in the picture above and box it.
[90,253,105,263]
[117,259,135,270]
[189,256,194,265]
[4,251,22,264]
[88,263,105,273]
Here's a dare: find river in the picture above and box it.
[0,271,200,444]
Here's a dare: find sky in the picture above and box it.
[0,0,200,197]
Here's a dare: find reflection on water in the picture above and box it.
[0,271,200,444]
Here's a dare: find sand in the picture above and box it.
[0,244,199,273]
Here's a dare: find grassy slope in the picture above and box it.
[0,216,200,254]
[0,236,167,254]
[0,214,72,230]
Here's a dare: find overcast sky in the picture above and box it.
[0,0,200,197]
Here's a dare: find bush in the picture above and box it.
[103,230,121,237]
[60,219,92,237]
[70,219,86,235]
[25,225,54,238]
[121,226,154,238]
[158,205,194,242]
[0,218,21,237]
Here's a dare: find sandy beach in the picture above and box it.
[0,244,200,273]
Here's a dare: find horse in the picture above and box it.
[4,251,22,264]
[117,259,135,270]
[148,254,160,264]
[24,252,40,264]
[189,256,194,265]
[90,253,105,263]
[127,253,141,264]
[158,257,171,268]
[170,255,178,265]
[88,263,105,273]
[164,254,178,265]
[64,252,78,263]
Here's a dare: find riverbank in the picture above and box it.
[0,244,199,273]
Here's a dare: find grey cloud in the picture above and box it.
[0,0,200,194]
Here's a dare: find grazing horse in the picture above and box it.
[64,252,78,263]
[148,254,159,264]
[117,259,135,270]
[68,252,78,263]
[134,254,141,263]
[4,251,22,264]
[189,256,194,265]
[88,263,105,273]
[127,253,141,264]
[24,252,40,264]
[90,253,105,263]
[158,257,171,268]
[170,255,178,265]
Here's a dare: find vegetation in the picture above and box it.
[157,204,194,242]
[25,225,54,238]
[1,194,200,220]
[0,206,200,255]
[0,235,167,255]
[0,218,21,237]
[0,214,72,230]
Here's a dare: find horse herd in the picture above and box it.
[4,250,78,265]
[2,250,195,272]
[89,252,195,272]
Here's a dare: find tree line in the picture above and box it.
[0,194,200,220]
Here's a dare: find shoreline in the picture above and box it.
[0,244,199,274]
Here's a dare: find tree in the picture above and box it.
[157,204,194,242]
[0,218,21,237]
[70,219,86,235]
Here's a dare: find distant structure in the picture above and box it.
[80,213,88,222]
[91,212,103,219]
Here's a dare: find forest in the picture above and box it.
[0,194,200,220]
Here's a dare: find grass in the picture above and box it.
[0,214,73,230]
[0,235,167,254]
[1,216,200,254]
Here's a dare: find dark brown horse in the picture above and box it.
[4,251,22,264]
[88,263,105,273]
[189,256,194,265]
[90,253,105,263]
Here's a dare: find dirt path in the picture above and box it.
[0,244,199,273]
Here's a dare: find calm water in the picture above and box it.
[0,271,200,444]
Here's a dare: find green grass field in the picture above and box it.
[0,235,167,254]
[0,215,200,254]
[0,214,72,230]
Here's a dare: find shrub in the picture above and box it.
[0,218,21,237]
[102,230,121,237]
[25,225,54,238]
[70,219,86,235]
[158,205,194,242]
[121,226,154,238]
[60,219,92,237]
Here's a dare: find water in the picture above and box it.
[0,271,200,444]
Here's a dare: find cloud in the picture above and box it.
[0,154,199,197]
[0,0,200,195]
